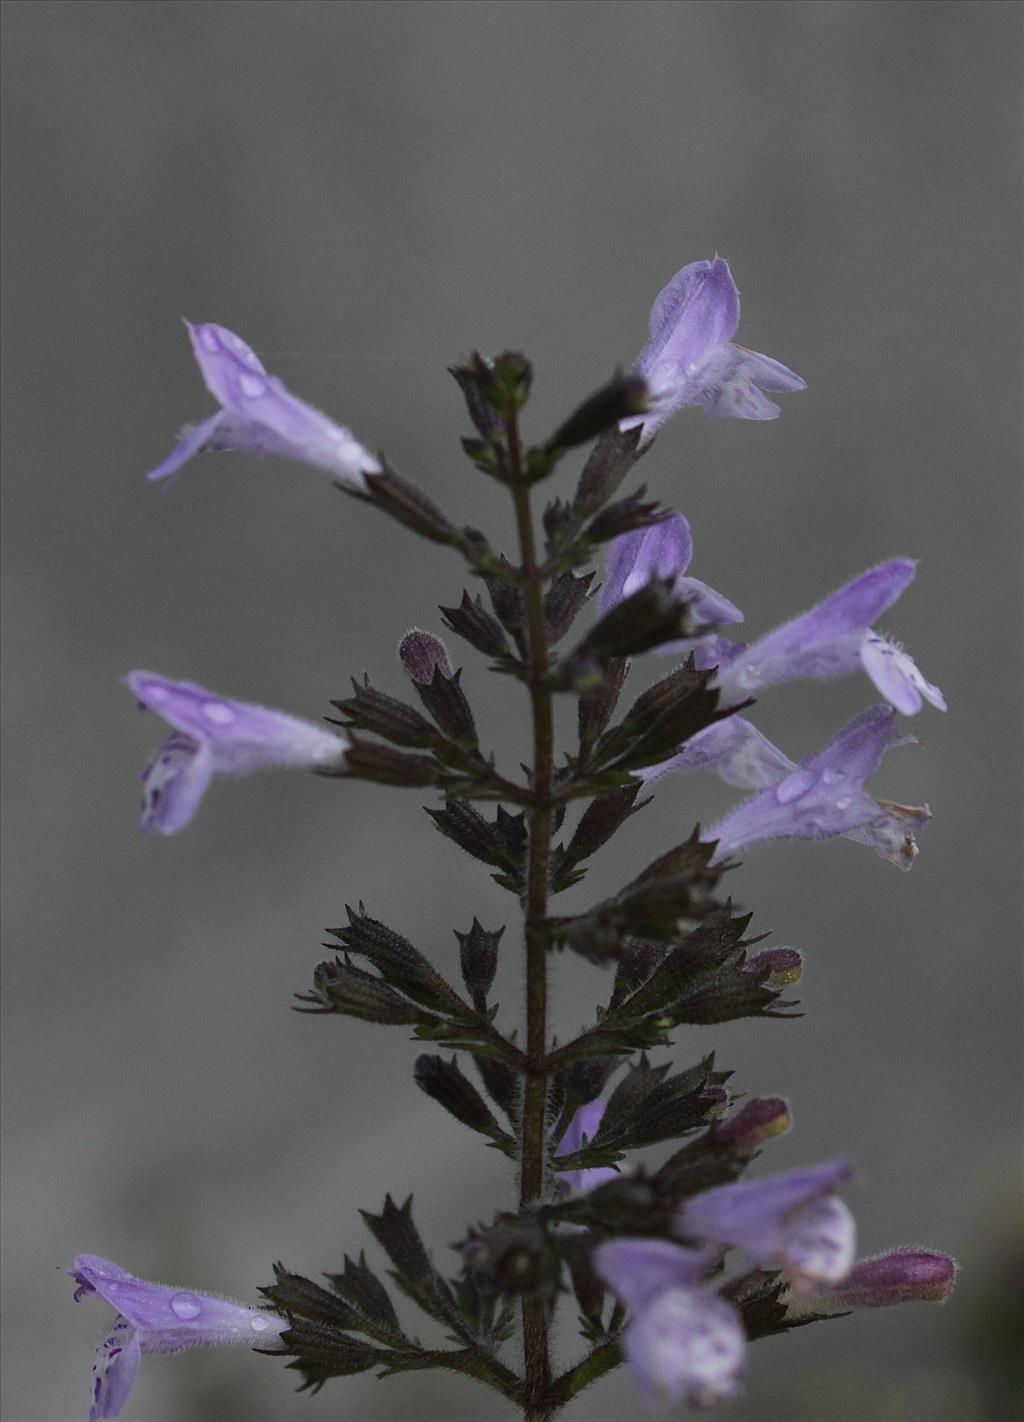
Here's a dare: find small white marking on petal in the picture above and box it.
[202,702,235,725]
[237,371,268,399]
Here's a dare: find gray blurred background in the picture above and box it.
[2,3,1021,1419]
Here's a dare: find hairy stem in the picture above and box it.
[509,411,555,1421]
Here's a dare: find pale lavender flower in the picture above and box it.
[599,515,743,646]
[676,1158,857,1286]
[554,1098,620,1196]
[638,714,796,791]
[786,1248,957,1313]
[712,559,945,715]
[126,671,348,835]
[705,706,931,869]
[69,1254,286,1421]
[620,257,805,445]
[639,712,927,867]
[594,1238,746,1413]
[146,323,381,490]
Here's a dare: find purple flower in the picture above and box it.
[126,671,348,835]
[712,559,945,715]
[705,706,931,869]
[787,1248,957,1313]
[146,323,381,490]
[554,1098,620,1196]
[620,257,805,444]
[676,1158,857,1287]
[594,1238,746,1413]
[599,515,743,648]
[69,1254,286,1420]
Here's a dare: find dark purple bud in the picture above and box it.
[791,1249,957,1312]
[716,1097,792,1147]
[399,629,454,685]
[744,948,803,988]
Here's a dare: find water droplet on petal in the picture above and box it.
[822,768,845,786]
[737,664,762,690]
[775,769,815,804]
[250,1315,271,1332]
[170,1292,202,1320]
[835,796,852,811]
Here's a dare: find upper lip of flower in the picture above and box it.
[145,320,381,489]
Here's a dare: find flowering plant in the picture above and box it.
[71,257,954,1420]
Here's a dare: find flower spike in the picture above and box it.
[146,322,381,490]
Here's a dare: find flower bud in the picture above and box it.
[399,629,454,685]
[792,1248,957,1312]
[744,947,803,988]
[399,630,478,749]
[715,1097,792,1148]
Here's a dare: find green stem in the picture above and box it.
[508,410,555,1421]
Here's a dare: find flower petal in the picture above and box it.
[843,798,931,870]
[554,1100,619,1195]
[639,716,798,790]
[624,1286,746,1414]
[676,1159,855,1279]
[781,1194,857,1284]
[642,257,740,373]
[600,515,694,613]
[139,733,214,836]
[89,1317,140,1421]
[594,1238,713,1315]
[860,633,947,715]
[146,413,227,485]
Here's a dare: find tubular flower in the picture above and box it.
[69,1254,286,1421]
[676,1159,857,1288]
[711,559,945,715]
[554,1098,620,1196]
[594,1238,746,1413]
[599,515,743,648]
[126,671,348,835]
[146,322,381,490]
[704,706,931,869]
[620,256,805,445]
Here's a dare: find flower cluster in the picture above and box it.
[70,257,956,1422]
[601,518,944,868]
